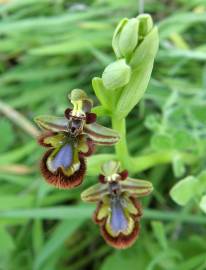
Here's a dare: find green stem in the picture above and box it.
[130,150,197,173]
[111,116,130,168]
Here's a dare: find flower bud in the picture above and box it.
[112,14,154,60]
[102,59,131,90]
[138,14,153,38]
[112,18,139,59]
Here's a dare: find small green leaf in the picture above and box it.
[144,114,161,131]
[170,176,198,206]
[92,77,112,110]
[151,133,173,150]
[173,130,196,150]
[172,155,186,178]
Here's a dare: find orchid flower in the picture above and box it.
[81,160,153,249]
[34,89,119,189]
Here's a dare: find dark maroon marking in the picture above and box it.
[99,174,106,183]
[119,170,128,180]
[86,113,96,124]
[64,108,72,120]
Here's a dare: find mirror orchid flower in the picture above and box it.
[34,89,119,189]
[81,161,153,249]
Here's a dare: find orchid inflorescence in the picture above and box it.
[34,13,158,249]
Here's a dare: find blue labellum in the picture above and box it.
[51,143,73,170]
[110,197,128,233]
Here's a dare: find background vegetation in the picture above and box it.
[1,0,206,269]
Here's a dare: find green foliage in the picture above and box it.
[0,0,206,269]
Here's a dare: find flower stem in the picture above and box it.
[112,116,131,168]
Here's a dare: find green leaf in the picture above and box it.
[196,170,206,195]
[199,195,206,213]
[151,133,173,150]
[0,224,15,255]
[0,205,94,220]
[191,105,206,125]
[34,220,83,270]
[101,250,147,270]
[151,221,168,249]
[0,120,14,153]
[170,176,198,206]
[144,114,161,131]
[173,130,196,150]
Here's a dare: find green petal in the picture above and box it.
[44,133,67,148]
[121,177,153,197]
[101,160,120,177]
[123,196,138,215]
[97,197,110,220]
[34,115,68,132]
[81,182,110,202]
[84,123,120,145]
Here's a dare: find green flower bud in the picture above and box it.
[112,18,139,59]
[138,14,153,38]
[102,59,131,90]
[112,14,154,60]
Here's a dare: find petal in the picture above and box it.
[120,177,153,197]
[81,182,110,202]
[82,99,93,113]
[84,123,120,145]
[37,131,56,147]
[123,196,140,216]
[78,136,96,157]
[38,132,67,148]
[40,149,86,189]
[101,160,120,177]
[34,115,68,132]
[94,198,110,222]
